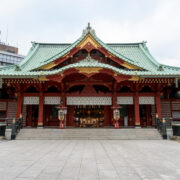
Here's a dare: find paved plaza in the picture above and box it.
[0,140,180,180]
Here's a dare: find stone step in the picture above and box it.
[16,128,162,140]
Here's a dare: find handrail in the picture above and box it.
[0,117,23,140]
[11,117,23,140]
[0,118,15,127]
[154,117,168,139]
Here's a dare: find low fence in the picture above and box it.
[0,118,23,140]
[154,117,180,139]
[154,117,173,139]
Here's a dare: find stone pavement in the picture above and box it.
[0,140,180,180]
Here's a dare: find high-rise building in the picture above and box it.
[0,42,24,66]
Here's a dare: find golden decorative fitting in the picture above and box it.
[129,76,139,81]
[77,34,101,49]
[38,76,48,81]
[40,62,56,70]
[76,67,102,74]
[122,62,140,70]
[135,122,140,126]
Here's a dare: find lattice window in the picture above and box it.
[139,96,155,105]
[24,97,39,105]
[117,97,133,104]
[67,97,112,105]
[44,97,61,105]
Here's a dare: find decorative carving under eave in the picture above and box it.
[138,78,174,84]
[129,76,139,81]
[46,74,64,83]
[77,34,101,49]
[76,67,102,74]
[39,61,56,70]
[38,76,49,81]
[122,62,141,70]
[114,74,131,83]
[83,42,95,52]
[98,47,140,70]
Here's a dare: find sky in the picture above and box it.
[0,0,180,66]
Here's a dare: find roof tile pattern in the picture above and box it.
[0,25,180,78]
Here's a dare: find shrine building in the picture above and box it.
[0,24,180,128]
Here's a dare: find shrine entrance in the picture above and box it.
[66,105,112,128]
[119,105,135,127]
[26,105,39,127]
[44,105,59,127]
[66,96,113,128]
[74,105,104,128]
[140,105,153,127]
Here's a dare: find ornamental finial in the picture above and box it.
[88,22,91,28]
[82,22,95,35]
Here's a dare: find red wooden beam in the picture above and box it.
[134,92,140,127]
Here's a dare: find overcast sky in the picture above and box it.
[0,0,180,66]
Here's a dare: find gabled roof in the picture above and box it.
[0,24,180,78]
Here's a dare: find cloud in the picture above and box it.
[0,0,179,67]
[0,0,32,19]
[93,0,180,66]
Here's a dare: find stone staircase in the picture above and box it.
[16,128,162,140]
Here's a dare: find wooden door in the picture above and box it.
[140,105,152,127]
[44,105,59,127]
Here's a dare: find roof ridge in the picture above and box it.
[90,32,146,69]
[33,30,146,71]
[33,42,144,46]
[107,42,144,46]
[18,43,40,68]
[162,64,180,70]
[0,64,15,71]
[33,42,71,46]
[139,44,159,68]
[41,33,87,65]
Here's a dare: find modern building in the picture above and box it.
[0,24,179,128]
[0,42,24,66]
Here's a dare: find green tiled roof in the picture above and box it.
[0,24,180,78]
[18,43,69,71]
[1,56,180,78]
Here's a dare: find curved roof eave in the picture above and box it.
[29,31,147,71]
[18,43,40,68]
[139,43,160,68]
